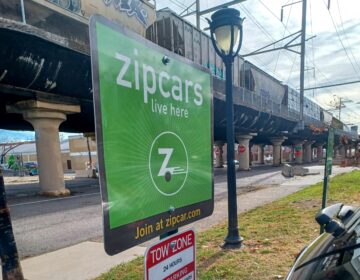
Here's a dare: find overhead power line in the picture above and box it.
[336,0,360,74]
[322,0,360,79]
[303,79,360,90]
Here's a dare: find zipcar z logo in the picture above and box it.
[149,132,188,196]
[158,148,186,181]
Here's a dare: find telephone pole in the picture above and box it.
[195,0,200,28]
[299,0,307,129]
[328,96,353,121]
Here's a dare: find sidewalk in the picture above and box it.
[3,165,358,280]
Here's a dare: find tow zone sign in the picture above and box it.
[145,229,195,280]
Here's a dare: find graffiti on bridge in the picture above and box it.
[205,62,224,80]
[103,0,148,27]
[47,0,82,14]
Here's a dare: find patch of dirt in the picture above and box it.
[291,199,320,209]
[4,174,75,185]
[216,184,279,200]
[238,184,278,194]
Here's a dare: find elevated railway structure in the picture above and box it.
[0,1,357,195]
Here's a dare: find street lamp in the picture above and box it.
[208,7,244,248]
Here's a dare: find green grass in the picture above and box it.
[96,170,360,280]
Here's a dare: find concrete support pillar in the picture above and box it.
[334,146,339,158]
[249,142,254,166]
[311,148,315,161]
[214,141,225,168]
[351,145,355,157]
[288,146,295,162]
[346,145,353,158]
[235,134,254,171]
[316,144,324,160]
[301,144,306,163]
[293,141,304,164]
[269,137,287,167]
[8,101,80,196]
[303,141,314,163]
[258,144,265,164]
[339,145,346,158]
[345,146,350,158]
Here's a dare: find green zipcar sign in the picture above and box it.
[325,127,334,176]
[89,15,213,255]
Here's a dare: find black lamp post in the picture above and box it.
[208,8,244,247]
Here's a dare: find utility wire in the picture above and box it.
[178,1,196,16]
[241,45,280,77]
[336,0,360,73]
[169,0,188,9]
[258,0,284,25]
[273,0,293,73]
[287,51,298,83]
[249,0,356,101]
[238,3,287,78]
[242,1,314,90]
[239,4,275,42]
[239,1,301,81]
[308,0,317,98]
[322,0,360,79]
[166,0,207,26]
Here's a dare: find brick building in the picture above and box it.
[5,135,97,173]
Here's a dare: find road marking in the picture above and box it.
[9,192,100,207]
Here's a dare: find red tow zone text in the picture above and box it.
[145,229,196,280]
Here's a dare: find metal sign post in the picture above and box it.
[320,127,334,233]
[89,15,214,255]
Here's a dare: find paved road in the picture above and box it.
[4,164,351,258]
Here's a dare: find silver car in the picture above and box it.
[286,203,360,280]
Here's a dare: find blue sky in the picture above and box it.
[0,129,81,143]
[0,130,35,143]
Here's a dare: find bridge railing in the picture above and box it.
[334,128,358,139]
[0,1,25,23]
[0,0,89,51]
[229,85,300,122]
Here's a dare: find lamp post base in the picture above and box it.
[222,238,244,249]
[223,229,244,249]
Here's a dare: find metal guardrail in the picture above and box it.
[334,128,358,139]
[226,85,300,122]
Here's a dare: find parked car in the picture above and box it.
[286,203,360,280]
[24,161,38,176]
[24,161,37,169]
[0,163,10,170]
[27,168,39,176]
[264,155,273,163]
